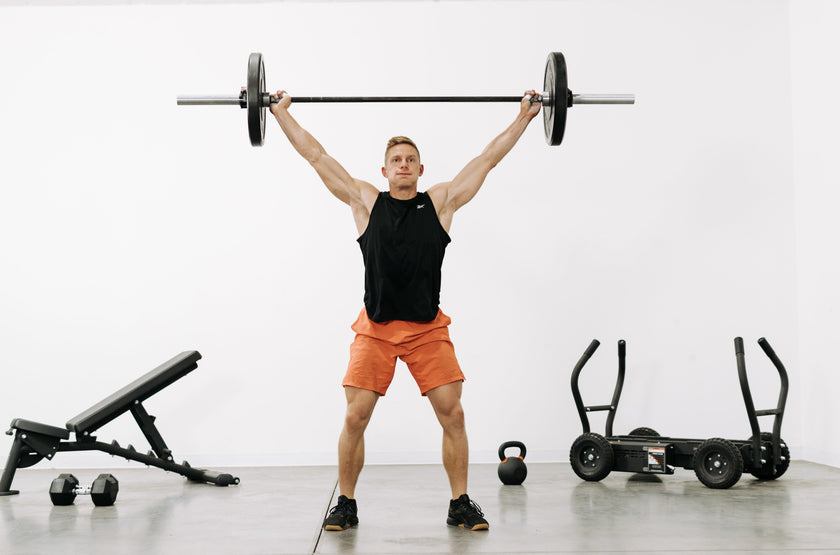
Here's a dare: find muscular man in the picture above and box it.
[270,90,540,531]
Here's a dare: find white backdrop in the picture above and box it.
[0,0,835,470]
[790,0,840,467]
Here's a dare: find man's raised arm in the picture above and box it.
[428,90,541,232]
[269,91,374,209]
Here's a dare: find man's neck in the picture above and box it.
[388,184,418,200]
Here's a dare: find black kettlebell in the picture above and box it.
[497,441,527,485]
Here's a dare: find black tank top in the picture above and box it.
[358,191,451,322]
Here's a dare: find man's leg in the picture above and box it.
[324,386,379,531]
[427,381,489,530]
[425,381,468,498]
[338,386,379,498]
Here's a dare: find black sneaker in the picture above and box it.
[323,495,359,531]
[447,494,489,530]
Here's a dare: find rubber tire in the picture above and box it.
[693,437,743,489]
[570,433,614,482]
[628,427,660,437]
[748,432,790,480]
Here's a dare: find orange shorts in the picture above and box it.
[343,308,465,396]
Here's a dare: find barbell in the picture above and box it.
[177,52,634,147]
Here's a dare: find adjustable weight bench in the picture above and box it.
[0,350,239,496]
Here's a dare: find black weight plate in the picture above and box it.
[247,53,266,147]
[543,52,569,145]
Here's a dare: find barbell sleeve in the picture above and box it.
[571,94,635,105]
[177,96,241,106]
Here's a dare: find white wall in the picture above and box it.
[790,0,840,468]
[0,0,821,470]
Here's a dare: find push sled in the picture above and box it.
[1,350,239,497]
[568,337,789,489]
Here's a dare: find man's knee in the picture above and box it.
[437,399,464,423]
[343,387,379,435]
[344,407,373,435]
[427,383,466,429]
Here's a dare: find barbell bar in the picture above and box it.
[176,52,634,147]
[176,94,634,104]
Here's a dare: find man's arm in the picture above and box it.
[428,90,541,232]
[269,91,378,232]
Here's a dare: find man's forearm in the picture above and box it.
[273,109,326,164]
[482,112,536,165]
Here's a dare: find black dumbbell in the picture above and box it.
[49,473,119,506]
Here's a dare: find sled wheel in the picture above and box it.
[628,427,660,437]
[693,437,743,489]
[570,433,614,482]
[748,432,790,480]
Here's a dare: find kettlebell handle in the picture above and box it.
[498,440,526,461]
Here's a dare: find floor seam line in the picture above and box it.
[310,476,338,554]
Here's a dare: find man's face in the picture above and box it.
[382,144,424,188]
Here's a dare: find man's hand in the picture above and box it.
[521,89,542,120]
[269,90,292,116]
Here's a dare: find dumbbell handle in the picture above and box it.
[73,485,94,495]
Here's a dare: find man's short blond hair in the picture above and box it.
[384,136,420,164]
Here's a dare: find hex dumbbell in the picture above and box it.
[49,473,119,506]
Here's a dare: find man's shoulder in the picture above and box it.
[425,184,450,207]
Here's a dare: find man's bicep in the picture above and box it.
[440,156,495,212]
[311,153,366,206]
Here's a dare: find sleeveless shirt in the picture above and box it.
[357,191,451,322]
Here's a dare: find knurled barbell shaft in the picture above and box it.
[282,96,530,103]
[175,93,635,106]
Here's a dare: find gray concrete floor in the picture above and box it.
[1,461,839,554]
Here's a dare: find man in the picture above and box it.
[270,89,541,531]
